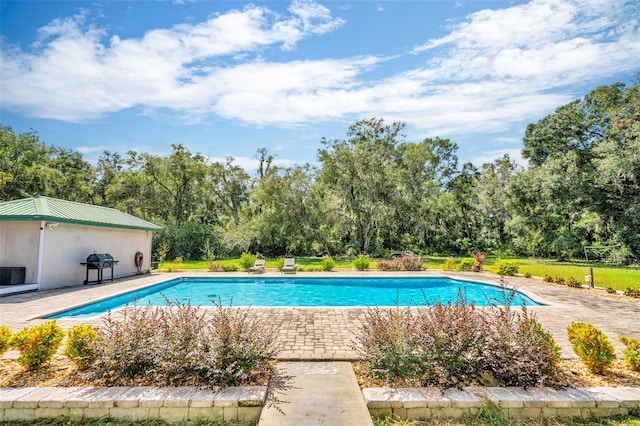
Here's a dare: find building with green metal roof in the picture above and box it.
[0,196,162,231]
[0,196,161,295]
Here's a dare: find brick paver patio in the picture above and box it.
[1,270,639,360]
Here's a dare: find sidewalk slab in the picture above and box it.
[258,361,373,426]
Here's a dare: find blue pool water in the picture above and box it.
[46,277,541,318]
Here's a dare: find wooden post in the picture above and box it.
[589,267,594,288]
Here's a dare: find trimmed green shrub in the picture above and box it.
[566,277,582,288]
[619,335,640,372]
[275,257,285,271]
[624,287,640,298]
[555,276,565,285]
[221,263,239,272]
[239,253,258,270]
[492,260,519,276]
[543,274,554,282]
[0,325,12,357]
[567,322,616,374]
[299,265,323,272]
[457,258,474,271]
[321,256,336,271]
[63,324,98,369]
[441,257,456,271]
[159,262,180,272]
[353,254,370,271]
[10,320,64,370]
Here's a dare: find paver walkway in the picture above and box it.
[1,271,639,359]
[258,362,373,426]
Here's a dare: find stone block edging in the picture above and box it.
[363,386,640,420]
[0,385,266,423]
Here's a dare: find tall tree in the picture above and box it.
[0,125,94,202]
[393,138,459,253]
[127,144,207,227]
[250,164,325,255]
[510,82,640,259]
[205,157,250,226]
[476,154,520,250]
[318,118,404,254]
[255,147,276,180]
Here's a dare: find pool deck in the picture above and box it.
[1,270,639,360]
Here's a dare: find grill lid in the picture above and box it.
[86,253,114,263]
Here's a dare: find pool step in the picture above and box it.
[258,361,373,426]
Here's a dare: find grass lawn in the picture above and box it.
[374,413,640,426]
[426,256,640,291]
[1,419,247,426]
[166,257,354,271]
[5,414,639,426]
[511,259,640,291]
[159,256,640,291]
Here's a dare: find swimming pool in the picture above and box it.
[46,276,541,318]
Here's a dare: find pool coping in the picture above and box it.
[41,271,548,319]
[35,270,553,320]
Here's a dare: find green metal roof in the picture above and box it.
[0,196,162,231]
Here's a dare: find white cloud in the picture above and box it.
[0,1,345,121]
[495,136,521,145]
[207,155,297,173]
[396,0,639,134]
[77,144,108,154]
[1,0,638,143]
[470,149,526,169]
[412,0,639,87]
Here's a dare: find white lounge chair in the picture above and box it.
[282,258,296,274]
[248,259,265,274]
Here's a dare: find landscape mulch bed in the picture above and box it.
[352,359,640,389]
[1,356,638,389]
[0,356,272,388]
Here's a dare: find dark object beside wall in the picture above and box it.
[81,253,119,285]
[0,267,26,285]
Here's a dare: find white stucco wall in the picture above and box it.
[0,221,40,284]
[40,223,153,289]
[1,220,153,290]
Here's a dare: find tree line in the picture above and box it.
[1,82,638,262]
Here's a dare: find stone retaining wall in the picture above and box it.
[364,386,640,420]
[0,386,266,423]
[3,385,640,422]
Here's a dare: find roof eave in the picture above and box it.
[0,216,162,231]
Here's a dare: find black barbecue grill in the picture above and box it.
[81,253,119,285]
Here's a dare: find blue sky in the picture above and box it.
[1,0,638,171]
